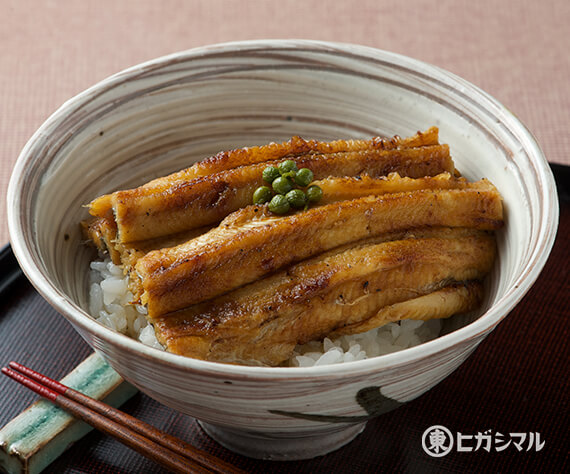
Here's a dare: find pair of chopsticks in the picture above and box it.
[2,362,244,474]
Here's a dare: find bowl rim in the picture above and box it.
[7,39,559,380]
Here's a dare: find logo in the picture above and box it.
[422,426,545,457]
[422,425,454,457]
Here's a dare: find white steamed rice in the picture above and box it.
[89,258,442,366]
[88,260,164,350]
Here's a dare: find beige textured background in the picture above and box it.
[1,0,568,245]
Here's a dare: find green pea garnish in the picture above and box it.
[278,160,298,175]
[280,170,297,180]
[294,168,314,187]
[252,186,273,204]
[262,166,280,183]
[268,194,290,214]
[285,189,307,209]
[272,176,293,195]
[257,161,321,215]
[306,184,323,203]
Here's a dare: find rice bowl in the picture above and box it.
[7,40,558,459]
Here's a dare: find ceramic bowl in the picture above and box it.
[7,40,558,460]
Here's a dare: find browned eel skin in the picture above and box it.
[151,229,495,366]
[88,127,440,220]
[135,178,503,317]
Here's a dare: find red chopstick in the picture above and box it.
[3,362,244,474]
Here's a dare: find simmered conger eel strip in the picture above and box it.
[329,282,483,339]
[152,228,495,366]
[82,220,213,286]
[135,177,503,317]
[88,127,440,220]
[96,144,453,243]
[85,172,466,293]
[83,171,460,266]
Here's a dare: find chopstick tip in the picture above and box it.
[9,361,23,370]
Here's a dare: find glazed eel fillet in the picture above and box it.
[135,177,503,317]
[152,228,495,366]
[86,172,471,298]
[84,171,462,265]
[88,141,452,243]
[88,126,440,221]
